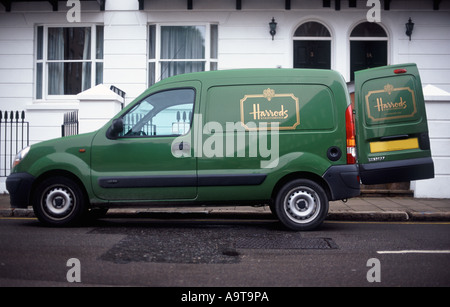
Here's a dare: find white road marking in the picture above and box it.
[377,250,450,254]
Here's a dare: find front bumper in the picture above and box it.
[6,172,35,208]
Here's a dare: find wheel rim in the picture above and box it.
[41,184,76,220]
[283,186,321,224]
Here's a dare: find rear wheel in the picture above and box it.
[275,179,328,231]
[32,176,88,226]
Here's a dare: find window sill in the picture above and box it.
[27,101,79,111]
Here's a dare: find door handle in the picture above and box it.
[177,141,190,151]
[171,141,191,155]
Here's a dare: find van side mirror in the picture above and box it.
[107,118,124,140]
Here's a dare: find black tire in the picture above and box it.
[32,176,88,227]
[269,203,278,219]
[275,179,329,231]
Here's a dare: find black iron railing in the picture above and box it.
[0,111,29,177]
[61,111,79,137]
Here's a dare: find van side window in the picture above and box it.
[119,88,195,137]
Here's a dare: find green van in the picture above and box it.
[6,63,434,230]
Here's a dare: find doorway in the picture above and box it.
[294,40,331,69]
[293,21,331,70]
[349,22,388,81]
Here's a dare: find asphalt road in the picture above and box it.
[0,215,449,291]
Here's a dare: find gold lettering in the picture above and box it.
[374,96,407,113]
[250,104,260,120]
[249,104,289,120]
[376,98,383,112]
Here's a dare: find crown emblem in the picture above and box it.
[263,88,275,101]
[384,84,394,95]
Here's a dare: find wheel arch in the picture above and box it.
[271,171,332,201]
[31,169,90,205]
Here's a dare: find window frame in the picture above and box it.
[35,24,104,101]
[148,23,218,86]
[118,87,196,139]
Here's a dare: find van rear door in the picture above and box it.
[354,63,434,184]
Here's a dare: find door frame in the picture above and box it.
[291,19,334,70]
[90,82,202,202]
[347,20,390,81]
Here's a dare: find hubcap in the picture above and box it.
[41,185,76,219]
[284,187,321,224]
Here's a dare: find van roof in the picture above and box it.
[153,68,345,87]
[138,68,351,110]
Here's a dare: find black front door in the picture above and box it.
[294,40,331,69]
[350,40,387,81]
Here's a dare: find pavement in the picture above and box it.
[1,193,450,222]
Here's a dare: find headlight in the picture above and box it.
[12,146,30,168]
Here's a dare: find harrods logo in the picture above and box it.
[240,88,300,131]
[365,83,417,122]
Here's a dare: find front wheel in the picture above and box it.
[32,176,88,226]
[275,179,329,231]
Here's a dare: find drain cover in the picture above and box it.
[235,237,338,249]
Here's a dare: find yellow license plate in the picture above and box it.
[370,138,419,153]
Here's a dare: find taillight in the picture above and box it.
[345,105,356,164]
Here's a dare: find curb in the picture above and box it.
[2,208,450,222]
[0,208,35,218]
[406,211,450,222]
[327,210,450,222]
[326,211,409,221]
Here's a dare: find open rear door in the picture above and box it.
[354,63,434,185]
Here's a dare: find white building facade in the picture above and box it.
[0,0,449,197]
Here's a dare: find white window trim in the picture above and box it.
[148,23,218,86]
[34,24,103,102]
